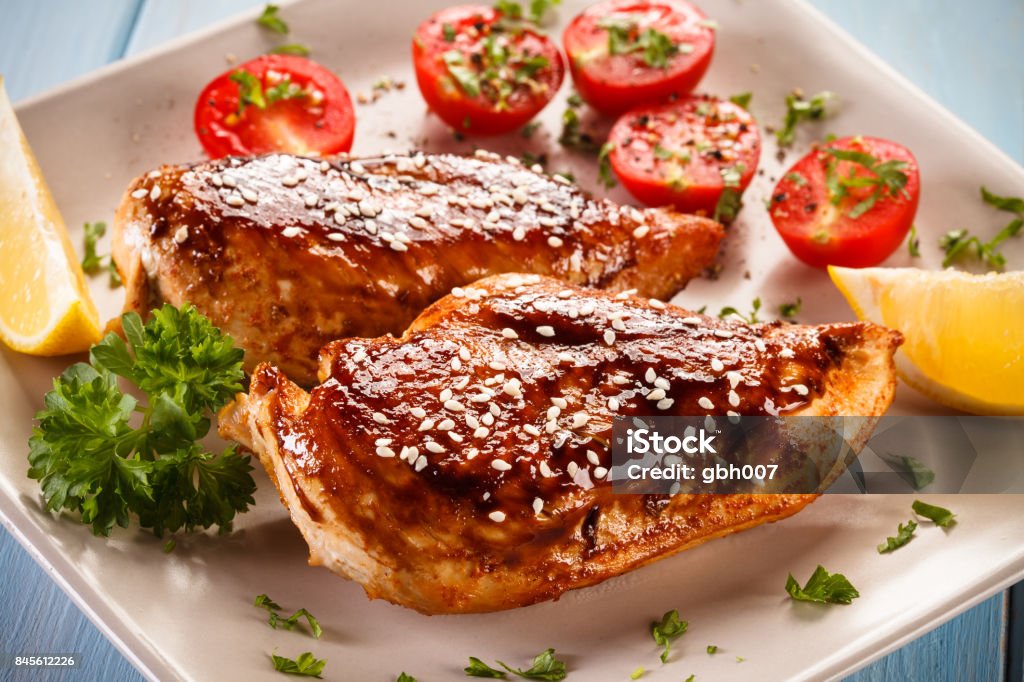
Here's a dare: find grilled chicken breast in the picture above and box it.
[113,151,724,384]
[220,273,902,614]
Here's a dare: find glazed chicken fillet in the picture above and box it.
[220,274,903,614]
[113,151,723,384]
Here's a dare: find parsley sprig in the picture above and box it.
[776,90,834,147]
[785,566,859,605]
[230,71,308,115]
[599,17,689,68]
[719,297,761,324]
[257,4,312,56]
[651,609,688,663]
[27,305,254,538]
[255,594,323,639]
[271,651,327,678]
[823,146,909,219]
[442,35,551,111]
[494,0,562,24]
[465,648,567,680]
[912,500,956,528]
[81,221,122,288]
[940,187,1024,270]
[877,519,918,554]
[713,163,746,223]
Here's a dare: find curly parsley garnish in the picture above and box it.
[27,305,254,538]
[465,648,567,680]
[651,609,688,663]
[271,651,326,678]
[940,186,1024,270]
[785,566,859,605]
[877,519,917,554]
[255,594,323,639]
[912,500,956,528]
[776,90,834,147]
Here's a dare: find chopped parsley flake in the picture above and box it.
[271,651,326,678]
[877,519,917,554]
[785,565,859,605]
[912,500,956,528]
[776,90,834,147]
[651,609,688,663]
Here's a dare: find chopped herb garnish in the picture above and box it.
[879,453,934,490]
[558,95,601,154]
[785,565,859,605]
[162,538,176,554]
[907,224,920,257]
[257,4,289,34]
[713,163,745,223]
[553,170,576,183]
[443,22,457,42]
[719,297,761,324]
[651,609,688,663]
[785,171,808,186]
[940,187,1024,270]
[736,657,746,663]
[776,90,834,147]
[397,674,417,682]
[269,43,312,56]
[630,666,645,680]
[465,648,567,680]
[981,186,1024,214]
[81,221,106,273]
[729,91,752,109]
[599,17,688,68]
[822,146,909,219]
[494,0,561,24]
[912,500,956,528]
[443,51,482,98]
[706,645,718,655]
[521,121,541,138]
[684,676,695,682]
[778,298,802,318]
[255,594,323,639]
[27,305,253,537]
[598,141,617,188]
[271,651,326,678]
[230,70,267,112]
[877,519,917,554]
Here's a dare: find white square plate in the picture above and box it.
[5,0,1024,680]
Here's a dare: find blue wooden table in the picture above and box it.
[0,1,1021,680]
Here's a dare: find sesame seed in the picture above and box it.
[444,399,465,412]
[540,461,554,477]
[376,446,396,458]
[502,328,518,340]
[791,383,809,396]
[481,413,495,426]
[567,461,580,477]
[489,403,501,417]
[225,194,245,207]
[359,199,381,217]
[304,194,318,208]
[580,303,596,316]
[418,419,435,431]
[221,175,237,188]
[466,448,479,460]
[649,298,666,309]
[728,390,741,407]
[612,318,626,331]
[587,451,601,466]
[489,361,507,371]
[594,467,609,480]
[282,226,302,238]
[448,432,464,443]
[437,418,455,431]
[473,427,489,439]
[603,330,616,345]
[241,187,259,203]
[425,441,446,454]
[491,459,512,471]
[780,348,796,358]
[682,316,702,325]
[451,357,462,371]
[551,397,568,409]
[327,233,346,242]
[755,339,768,353]
[557,352,573,363]
[545,420,558,433]
[727,371,743,389]
[647,388,667,401]
[352,349,367,363]
[533,498,543,515]
[547,236,564,248]
[615,289,637,299]
[488,511,506,522]
[711,358,725,372]
[714,329,735,339]
[373,412,389,424]
[608,397,620,411]
[657,398,675,410]
[512,226,526,241]
[440,388,453,402]
[131,188,148,199]
[503,378,522,397]
[537,325,555,337]
[523,424,541,436]
[459,347,471,361]
[320,161,331,172]
[414,455,428,471]
[571,412,590,429]
[645,368,657,384]
[149,185,162,201]
[654,377,670,390]
[698,396,715,410]
[375,437,393,446]
[281,175,299,188]
[633,225,650,238]
[173,226,189,244]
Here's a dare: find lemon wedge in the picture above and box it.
[0,77,100,355]
[829,266,1024,415]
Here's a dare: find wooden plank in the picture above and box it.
[0,0,144,101]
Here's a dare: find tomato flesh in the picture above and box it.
[194,54,354,158]
[563,0,715,116]
[607,95,760,215]
[770,136,921,268]
[412,5,565,136]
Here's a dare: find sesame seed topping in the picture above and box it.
[611,318,626,331]
[375,437,392,446]
[414,455,428,471]
[512,226,526,241]
[448,432,464,443]
[437,418,455,431]
[523,424,541,437]
[714,329,735,339]
[657,398,675,410]
[608,397,620,410]
[225,194,245,207]
[551,396,568,409]
[533,498,544,514]
[698,396,715,410]
[711,358,725,372]
[503,378,523,397]
[241,187,259,203]
[282,226,303,238]
[654,377,670,390]
[791,383,809,396]
[459,347,471,361]
[682,316,702,325]
[304,194,318,208]
[451,357,462,371]
[481,412,495,426]
[444,399,465,412]
[418,419,435,431]
[594,467,609,480]
[780,347,796,359]
[539,461,554,477]
[546,406,561,420]
[491,459,512,471]
[466,448,479,460]
[149,185,162,201]
[372,412,390,424]
[727,371,743,389]
[173,226,189,244]
[501,328,518,340]
[603,329,616,345]
[410,406,426,419]
[587,451,601,466]
[425,441,446,454]
[755,339,768,352]
[473,426,489,439]
[376,446,396,458]
[488,510,506,522]
[647,388,667,401]
[131,188,148,199]
[571,412,590,429]
[645,368,657,383]
[327,233,345,242]
[649,298,666,309]
[547,236,564,248]
[557,352,573,363]
[567,461,579,477]
[632,225,650,239]
[537,325,555,337]
[439,388,453,402]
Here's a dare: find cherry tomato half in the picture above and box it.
[412,5,565,136]
[563,0,715,116]
[194,54,355,158]
[769,136,921,268]
[606,95,760,215]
